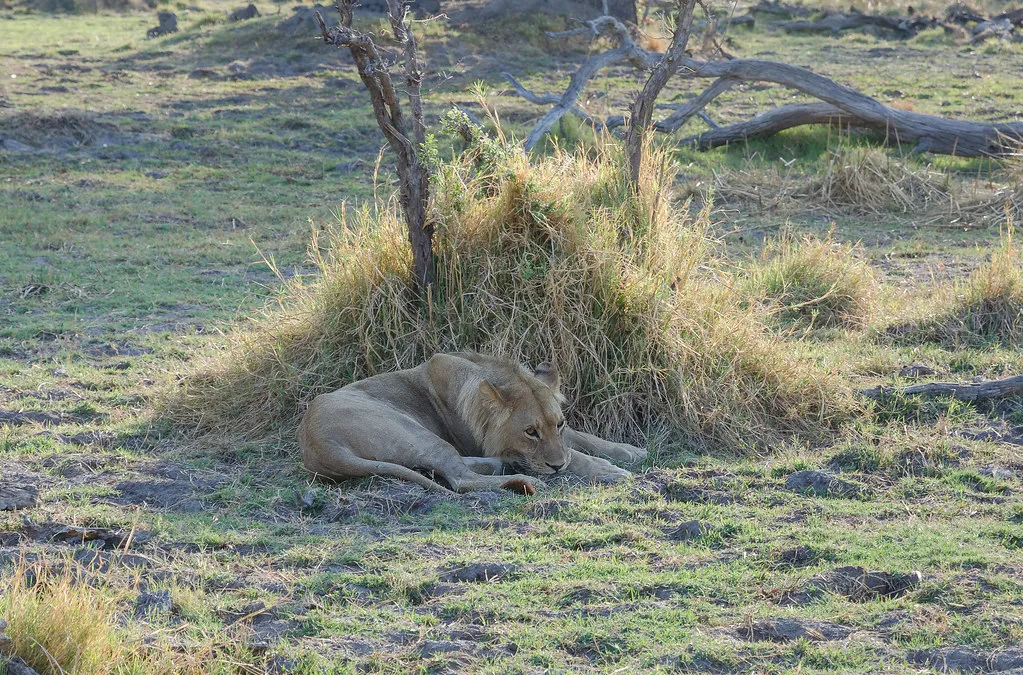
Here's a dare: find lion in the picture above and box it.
[298,352,647,494]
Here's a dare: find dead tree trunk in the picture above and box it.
[624,0,698,188]
[317,0,434,290]
[860,375,1023,401]
[674,57,1023,157]
[504,15,1023,159]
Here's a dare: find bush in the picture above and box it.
[742,233,878,330]
[165,138,848,456]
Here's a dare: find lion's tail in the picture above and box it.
[342,457,457,495]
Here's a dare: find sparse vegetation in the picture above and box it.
[0,555,124,674]
[885,220,1023,346]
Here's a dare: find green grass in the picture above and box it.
[2,3,1023,673]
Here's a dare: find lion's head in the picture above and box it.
[467,361,571,475]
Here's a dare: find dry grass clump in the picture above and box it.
[0,556,123,674]
[711,146,954,215]
[166,139,848,455]
[741,233,879,330]
[884,220,1023,347]
[0,554,270,674]
[0,110,116,147]
[810,147,951,214]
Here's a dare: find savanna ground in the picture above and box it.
[2,0,1023,672]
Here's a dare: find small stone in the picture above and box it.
[0,620,13,654]
[0,484,38,511]
[784,470,860,498]
[668,519,712,542]
[899,363,936,378]
[228,3,260,21]
[135,589,173,618]
[146,11,177,38]
[1,656,42,675]
[298,490,316,511]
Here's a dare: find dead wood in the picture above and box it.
[504,15,652,151]
[674,57,1023,157]
[317,0,434,290]
[505,8,1023,158]
[860,375,1023,401]
[775,10,937,35]
[748,0,810,18]
[624,0,699,187]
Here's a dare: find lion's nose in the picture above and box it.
[547,462,565,473]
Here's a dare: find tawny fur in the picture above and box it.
[297,352,648,494]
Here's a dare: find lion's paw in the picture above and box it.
[593,465,632,485]
[614,443,648,465]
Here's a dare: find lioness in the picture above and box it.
[298,352,647,493]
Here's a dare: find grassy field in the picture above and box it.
[2,1,1023,673]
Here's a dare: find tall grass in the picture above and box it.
[742,233,878,330]
[0,554,268,674]
[0,556,123,674]
[165,138,849,455]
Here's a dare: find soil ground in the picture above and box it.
[1,1,1023,672]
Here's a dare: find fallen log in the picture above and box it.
[675,57,1023,157]
[860,375,1023,401]
[775,10,936,35]
[503,13,1023,157]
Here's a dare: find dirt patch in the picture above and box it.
[0,521,152,550]
[111,478,209,513]
[328,482,442,520]
[784,470,864,498]
[776,545,822,567]
[0,483,38,511]
[910,646,1023,673]
[785,566,923,604]
[526,498,573,519]
[737,617,856,642]
[439,562,519,583]
[0,110,117,149]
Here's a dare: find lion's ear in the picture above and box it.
[478,380,508,409]
[533,362,562,395]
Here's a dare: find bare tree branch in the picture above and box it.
[316,0,434,290]
[504,15,652,150]
[625,0,698,187]
[653,76,735,133]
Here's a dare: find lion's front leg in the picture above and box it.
[564,427,648,466]
[564,448,631,484]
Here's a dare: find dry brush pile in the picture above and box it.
[166,137,851,456]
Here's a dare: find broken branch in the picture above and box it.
[860,375,1023,401]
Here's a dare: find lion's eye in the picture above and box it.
[525,427,540,439]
